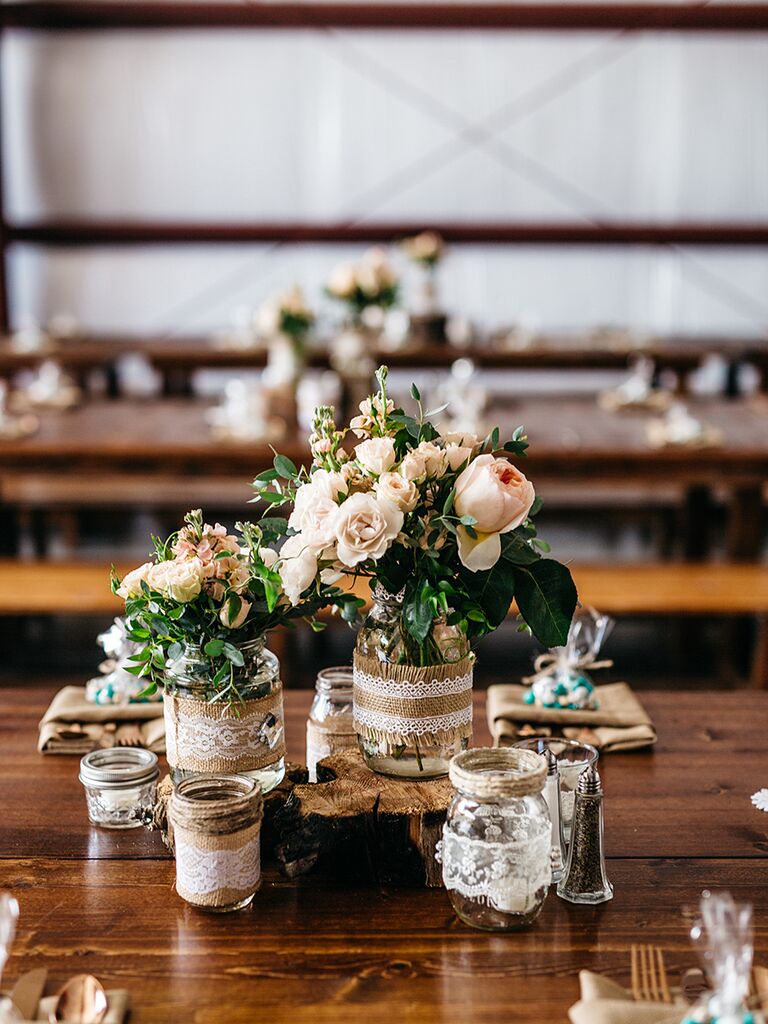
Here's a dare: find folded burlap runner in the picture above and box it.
[38,686,165,755]
[569,971,681,1024]
[487,682,656,752]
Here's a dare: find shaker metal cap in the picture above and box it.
[79,747,159,789]
[577,764,602,794]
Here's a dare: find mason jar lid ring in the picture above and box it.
[79,747,159,789]
[449,747,547,798]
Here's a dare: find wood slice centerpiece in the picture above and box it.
[274,749,453,886]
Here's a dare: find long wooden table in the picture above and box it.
[0,394,765,557]
[2,686,767,1023]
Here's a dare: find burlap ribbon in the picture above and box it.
[353,653,474,747]
[163,689,285,774]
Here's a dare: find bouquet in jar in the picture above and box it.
[112,509,358,789]
[259,366,577,778]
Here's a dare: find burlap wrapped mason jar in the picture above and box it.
[163,638,285,793]
[169,774,264,913]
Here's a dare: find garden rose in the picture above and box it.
[117,561,153,599]
[375,472,418,513]
[355,437,396,477]
[289,476,345,553]
[334,492,404,567]
[442,431,479,471]
[327,264,356,300]
[278,534,319,606]
[454,455,535,571]
[147,558,204,602]
[310,469,348,502]
[219,597,251,629]
[415,440,448,478]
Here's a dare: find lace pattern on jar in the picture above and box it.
[175,823,261,900]
[164,691,285,774]
[437,823,552,916]
[353,653,473,748]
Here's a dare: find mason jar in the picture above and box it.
[354,585,472,779]
[163,637,285,793]
[79,747,159,829]
[306,666,356,782]
[169,774,263,913]
[439,747,552,931]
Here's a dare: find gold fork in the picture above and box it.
[631,945,672,1003]
[115,723,143,747]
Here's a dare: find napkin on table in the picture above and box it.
[569,971,682,1024]
[35,990,130,1023]
[38,685,165,755]
[487,682,656,752]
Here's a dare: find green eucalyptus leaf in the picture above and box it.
[222,642,245,667]
[274,454,299,479]
[204,639,225,657]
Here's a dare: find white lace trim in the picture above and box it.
[165,705,283,764]
[175,837,261,897]
[353,705,472,738]
[437,824,551,916]
[353,668,472,700]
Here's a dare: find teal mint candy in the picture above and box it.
[543,701,558,709]
[554,683,568,696]
[523,690,536,705]
[568,702,580,710]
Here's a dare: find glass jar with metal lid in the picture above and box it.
[79,747,159,829]
[439,747,551,931]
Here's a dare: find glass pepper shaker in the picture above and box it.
[543,749,567,884]
[439,747,552,931]
[557,764,613,904]
[306,666,357,782]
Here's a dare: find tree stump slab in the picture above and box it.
[274,750,453,886]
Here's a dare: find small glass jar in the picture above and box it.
[169,774,263,913]
[512,737,598,843]
[164,637,285,793]
[79,748,159,829]
[440,748,552,931]
[355,585,471,779]
[307,666,356,782]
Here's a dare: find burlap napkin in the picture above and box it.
[487,682,657,752]
[0,989,130,1023]
[569,971,682,1024]
[38,686,165,755]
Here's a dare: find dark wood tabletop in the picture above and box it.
[2,685,767,1022]
[0,395,766,484]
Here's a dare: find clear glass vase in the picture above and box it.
[163,637,285,793]
[354,585,471,779]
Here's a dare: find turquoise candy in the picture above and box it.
[523,690,536,706]
[554,683,569,696]
[577,677,594,692]
[568,702,580,710]
[543,701,558,709]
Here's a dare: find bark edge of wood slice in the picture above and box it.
[274,749,452,887]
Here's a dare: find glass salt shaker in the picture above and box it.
[439,747,552,931]
[306,666,357,782]
[79,748,159,829]
[543,749,567,884]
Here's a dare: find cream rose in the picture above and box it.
[147,558,204,602]
[415,440,448,478]
[355,437,396,477]
[289,479,343,553]
[375,472,418,513]
[453,454,535,572]
[117,561,153,599]
[278,534,318,606]
[310,469,348,502]
[219,597,251,629]
[400,450,427,482]
[261,547,278,569]
[442,431,479,471]
[334,492,404,568]
[327,264,356,299]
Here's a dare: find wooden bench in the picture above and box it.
[0,561,765,685]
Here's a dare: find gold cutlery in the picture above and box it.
[49,974,108,1024]
[630,944,672,1003]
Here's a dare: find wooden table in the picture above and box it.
[0,394,765,556]
[2,686,767,1023]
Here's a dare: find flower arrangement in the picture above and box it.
[255,366,577,663]
[255,285,314,342]
[402,230,445,268]
[325,247,399,317]
[112,509,355,703]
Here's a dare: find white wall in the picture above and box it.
[3,28,768,334]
